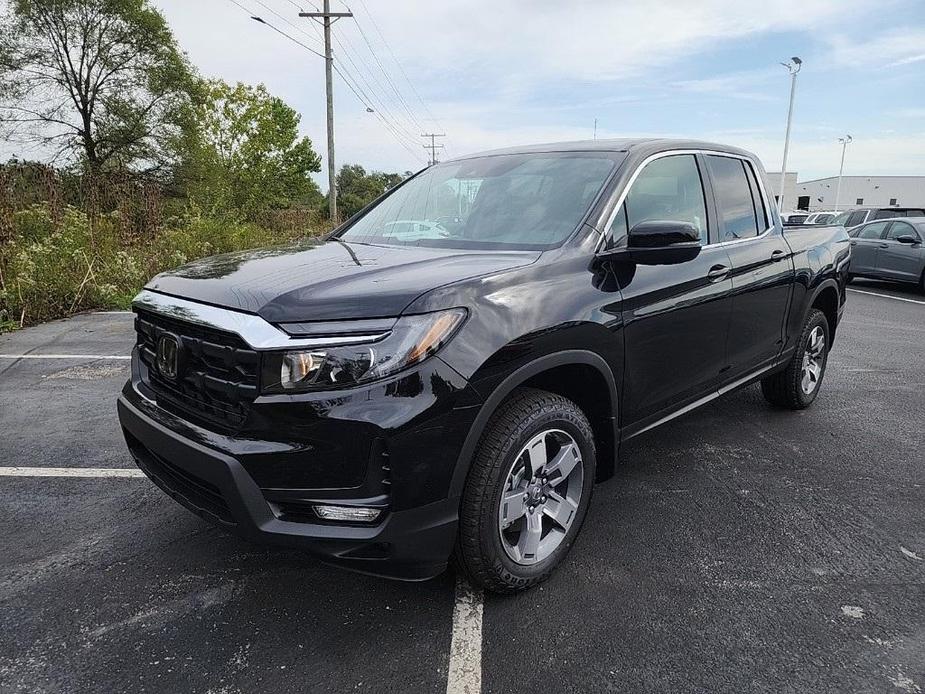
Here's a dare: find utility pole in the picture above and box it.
[833,134,852,213]
[300,1,352,222]
[593,118,598,140]
[778,56,802,212]
[421,133,445,166]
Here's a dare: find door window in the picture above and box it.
[705,155,760,240]
[846,210,868,227]
[613,154,708,243]
[887,222,920,241]
[856,221,889,239]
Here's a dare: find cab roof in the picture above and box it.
[448,138,757,162]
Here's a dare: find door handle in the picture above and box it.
[770,249,785,261]
[850,241,857,246]
[878,243,889,248]
[707,264,729,281]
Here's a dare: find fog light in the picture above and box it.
[313,505,382,523]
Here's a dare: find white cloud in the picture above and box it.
[825,27,925,69]
[363,0,878,85]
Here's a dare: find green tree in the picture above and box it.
[335,164,408,219]
[0,0,196,176]
[185,80,323,218]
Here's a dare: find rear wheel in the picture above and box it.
[455,387,596,594]
[761,308,830,409]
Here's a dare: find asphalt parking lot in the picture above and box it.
[1,281,923,694]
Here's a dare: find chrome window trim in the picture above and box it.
[133,289,390,350]
[595,148,776,253]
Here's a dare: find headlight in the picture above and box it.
[261,308,467,393]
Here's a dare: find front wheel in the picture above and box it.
[455,388,596,594]
[761,308,830,409]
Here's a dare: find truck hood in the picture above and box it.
[146,239,540,322]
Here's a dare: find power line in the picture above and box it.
[354,0,445,134]
[331,33,421,144]
[269,0,424,154]
[339,2,429,136]
[229,0,426,216]
[227,0,326,58]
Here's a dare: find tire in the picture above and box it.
[455,387,596,594]
[761,308,830,409]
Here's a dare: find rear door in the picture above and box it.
[849,221,890,275]
[879,221,924,282]
[704,154,793,378]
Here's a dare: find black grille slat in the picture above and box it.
[135,310,259,432]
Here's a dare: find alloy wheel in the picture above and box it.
[800,326,826,394]
[497,429,584,565]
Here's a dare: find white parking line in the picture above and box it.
[847,288,925,305]
[0,467,144,477]
[0,354,131,360]
[446,576,484,694]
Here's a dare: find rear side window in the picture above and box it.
[857,221,889,239]
[874,209,903,219]
[621,154,708,242]
[846,210,868,227]
[705,155,760,240]
[815,214,834,224]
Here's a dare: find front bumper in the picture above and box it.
[117,349,481,580]
[119,393,460,580]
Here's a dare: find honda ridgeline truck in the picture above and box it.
[118,139,850,593]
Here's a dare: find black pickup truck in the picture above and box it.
[118,139,850,593]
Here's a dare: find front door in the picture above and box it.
[601,153,734,428]
[850,221,890,275]
[879,221,924,282]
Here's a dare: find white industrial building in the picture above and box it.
[765,172,798,209]
[793,176,925,212]
[765,172,924,212]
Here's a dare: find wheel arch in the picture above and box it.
[449,350,620,500]
[808,279,841,343]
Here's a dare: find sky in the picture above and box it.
[8,0,925,183]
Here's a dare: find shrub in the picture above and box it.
[0,203,325,330]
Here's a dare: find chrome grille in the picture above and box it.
[135,309,259,431]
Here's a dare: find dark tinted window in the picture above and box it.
[887,222,920,241]
[846,210,868,227]
[857,221,889,239]
[874,209,903,219]
[706,155,759,240]
[622,154,708,242]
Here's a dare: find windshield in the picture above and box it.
[338,152,622,250]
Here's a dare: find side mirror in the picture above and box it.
[617,220,702,265]
[896,234,919,245]
[628,220,700,248]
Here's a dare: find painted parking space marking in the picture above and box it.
[3,460,480,691]
[446,576,484,694]
[0,354,131,360]
[0,467,144,478]
[847,288,925,305]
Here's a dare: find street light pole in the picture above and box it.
[778,57,802,212]
[833,135,852,213]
